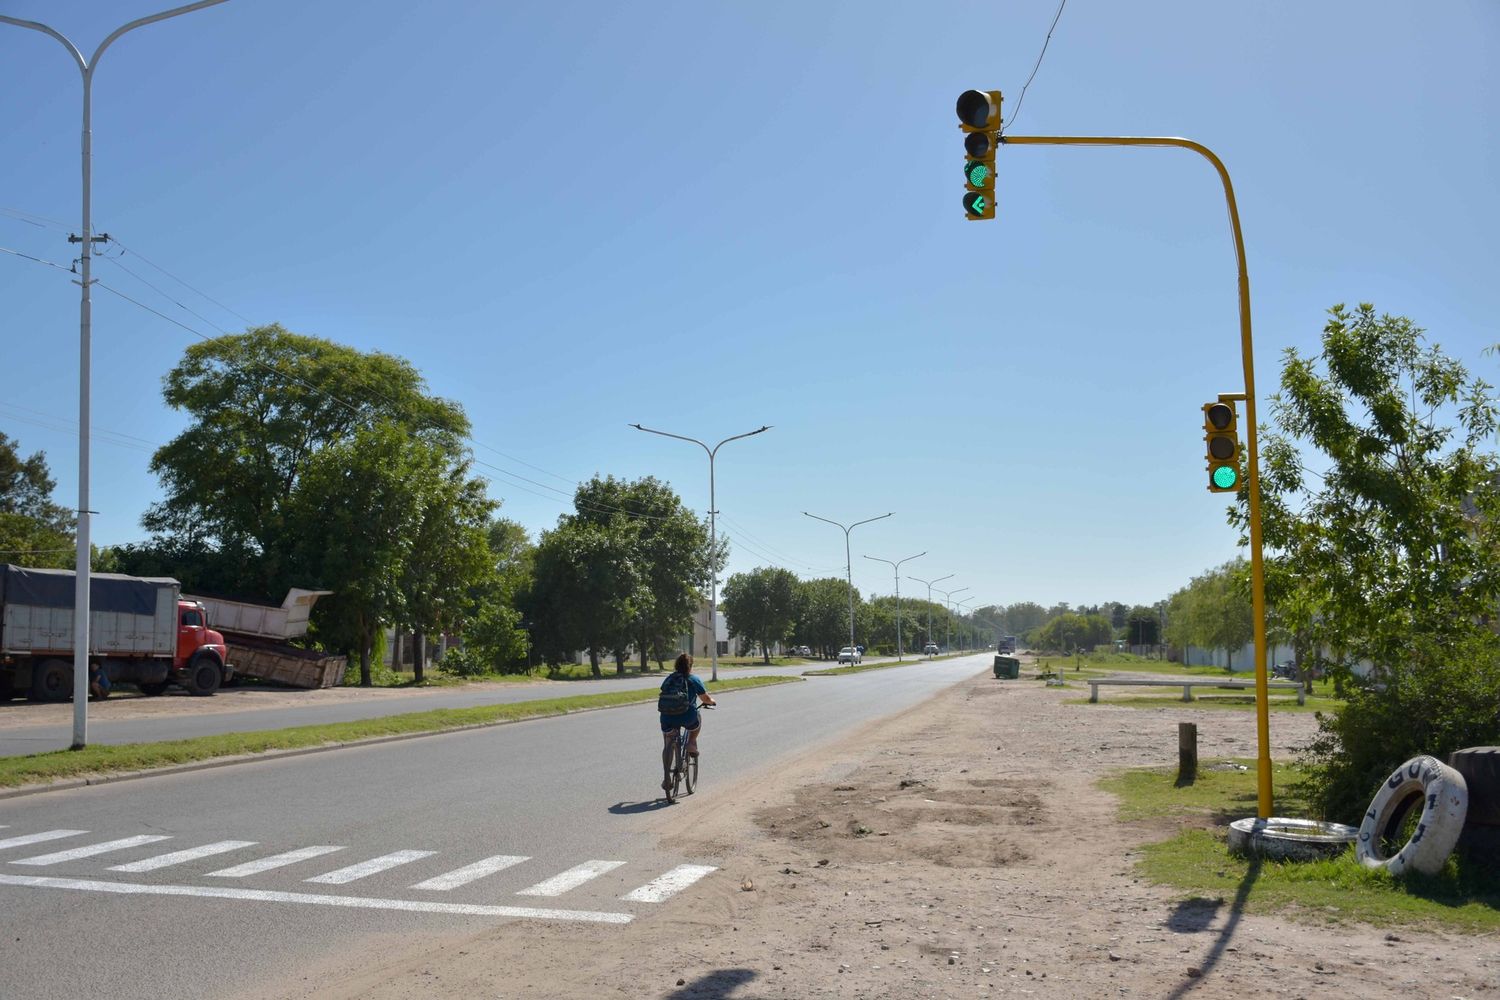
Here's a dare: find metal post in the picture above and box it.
[629,423,770,682]
[938,586,968,655]
[1,1,231,749]
[804,511,892,655]
[863,551,924,661]
[998,132,1273,816]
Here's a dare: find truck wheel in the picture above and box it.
[30,659,72,702]
[186,657,222,697]
[137,682,169,697]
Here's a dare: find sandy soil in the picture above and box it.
[264,661,1497,1000]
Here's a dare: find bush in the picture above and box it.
[436,645,492,679]
[1299,632,1500,823]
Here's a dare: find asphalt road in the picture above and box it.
[0,657,913,757]
[0,652,991,1000]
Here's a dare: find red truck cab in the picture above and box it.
[169,600,231,695]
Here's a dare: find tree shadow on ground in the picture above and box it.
[663,968,758,999]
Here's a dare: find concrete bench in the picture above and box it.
[1087,677,1305,705]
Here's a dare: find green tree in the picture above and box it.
[794,577,853,658]
[1164,560,1253,670]
[567,476,710,672]
[1124,605,1162,646]
[145,324,468,598]
[1235,304,1500,818]
[0,433,73,569]
[722,567,803,663]
[529,519,641,676]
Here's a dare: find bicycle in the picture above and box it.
[663,704,713,803]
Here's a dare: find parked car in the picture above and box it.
[794,645,812,657]
[923,642,941,655]
[838,646,862,665]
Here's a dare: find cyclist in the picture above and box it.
[660,652,715,792]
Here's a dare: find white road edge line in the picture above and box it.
[0,830,88,851]
[109,840,257,873]
[11,835,173,866]
[411,854,529,891]
[0,873,632,924]
[621,864,718,902]
[516,859,625,897]
[305,849,437,885]
[207,845,346,878]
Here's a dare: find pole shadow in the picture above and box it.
[1164,856,1261,1000]
[664,968,758,999]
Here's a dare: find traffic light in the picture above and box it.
[956,89,1002,220]
[1203,401,1242,492]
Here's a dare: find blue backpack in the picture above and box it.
[657,672,693,714]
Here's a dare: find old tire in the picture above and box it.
[1356,756,1468,876]
[29,659,72,702]
[185,657,222,697]
[137,681,168,697]
[1447,747,1500,826]
[1227,817,1358,862]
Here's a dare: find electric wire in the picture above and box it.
[1005,0,1068,134]
[0,244,73,272]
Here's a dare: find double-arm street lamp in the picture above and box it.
[906,573,953,656]
[937,586,969,653]
[862,551,924,661]
[804,511,892,656]
[630,423,770,682]
[2,1,231,749]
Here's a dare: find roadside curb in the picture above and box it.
[0,677,802,801]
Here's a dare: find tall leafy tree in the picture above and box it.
[0,433,73,569]
[528,519,641,676]
[722,566,803,663]
[1234,304,1500,818]
[145,324,468,597]
[794,577,856,658]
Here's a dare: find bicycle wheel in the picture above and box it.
[668,736,685,802]
[685,751,697,795]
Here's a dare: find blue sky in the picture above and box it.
[1,1,1496,610]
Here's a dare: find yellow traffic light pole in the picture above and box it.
[999,133,1273,817]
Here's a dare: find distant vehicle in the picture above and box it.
[923,642,941,655]
[838,646,862,665]
[794,645,812,657]
[997,635,1017,654]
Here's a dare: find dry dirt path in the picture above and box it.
[262,663,1497,1000]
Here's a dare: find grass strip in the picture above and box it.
[0,674,799,790]
[1099,757,1500,932]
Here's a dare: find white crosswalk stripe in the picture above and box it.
[206,845,346,878]
[410,854,529,891]
[620,864,718,902]
[516,859,625,897]
[109,840,257,873]
[11,835,173,866]
[304,850,436,885]
[0,830,87,851]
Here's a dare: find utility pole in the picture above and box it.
[863,551,924,661]
[804,511,892,655]
[907,574,953,656]
[2,1,231,749]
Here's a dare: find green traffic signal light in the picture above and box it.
[963,160,991,187]
[1212,464,1240,490]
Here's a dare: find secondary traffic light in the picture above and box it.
[956,89,1002,221]
[1203,401,1242,492]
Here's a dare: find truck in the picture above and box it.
[998,635,1018,654]
[0,564,231,701]
[185,589,347,690]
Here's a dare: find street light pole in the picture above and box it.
[804,511,892,656]
[630,423,770,682]
[937,586,969,653]
[906,573,953,656]
[863,551,924,661]
[2,0,231,749]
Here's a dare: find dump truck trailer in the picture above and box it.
[0,564,230,701]
[185,589,346,689]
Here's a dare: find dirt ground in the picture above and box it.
[268,661,1498,1000]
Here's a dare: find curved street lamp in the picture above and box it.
[936,585,969,653]
[630,423,770,681]
[906,573,954,656]
[1,1,232,748]
[804,511,892,656]
[862,551,924,660]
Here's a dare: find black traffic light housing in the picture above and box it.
[1203,401,1242,493]
[956,89,1002,220]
